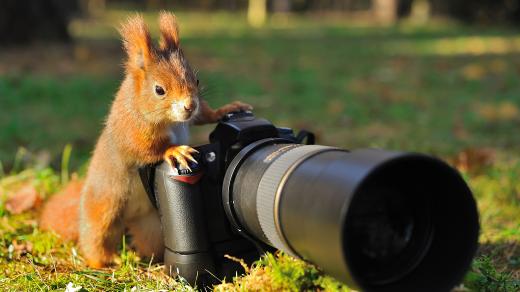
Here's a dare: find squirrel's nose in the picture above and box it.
[184,100,197,113]
[184,105,193,113]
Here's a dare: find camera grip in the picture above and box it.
[154,162,215,285]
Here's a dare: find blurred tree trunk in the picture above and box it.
[248,0,267,27]
[410,0,430,23]
[372,0,398,23]
[0,0,74,45]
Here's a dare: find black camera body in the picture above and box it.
[140,112,302,285]
[140,112,480,292]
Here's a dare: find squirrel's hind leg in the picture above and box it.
[126,210,164,262]
[79,186,125,268]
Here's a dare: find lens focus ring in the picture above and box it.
[256,145,336,258]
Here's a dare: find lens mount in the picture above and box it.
[222,138,294,237]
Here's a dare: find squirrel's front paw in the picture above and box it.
[163,145,198,170]
[215,101,253,120]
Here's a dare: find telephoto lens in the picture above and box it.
[147,112,480,291]
[222,140,479,292]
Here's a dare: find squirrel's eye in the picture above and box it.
[196,79,200,86]
[155,85,165,96]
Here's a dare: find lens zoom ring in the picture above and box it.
[256,145,334,257]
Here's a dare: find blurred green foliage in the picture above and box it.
[2,12,520,170]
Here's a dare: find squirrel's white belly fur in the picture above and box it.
[124,170,154,220]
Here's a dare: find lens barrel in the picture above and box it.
[222,140,479,292]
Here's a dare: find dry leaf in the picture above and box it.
[11,239,33,255]
[5,184,42,214]
[451,148,496,174]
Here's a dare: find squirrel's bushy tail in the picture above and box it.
[39,180,83,242]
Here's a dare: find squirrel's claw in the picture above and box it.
[163,145,198,171]
[213,101,254,121]
[229,101,253,112]
[183,153,198,164]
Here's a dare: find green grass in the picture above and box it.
[1,10,519,291]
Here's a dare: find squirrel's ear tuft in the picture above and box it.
[158,11,180,51]
[119,14,154,70]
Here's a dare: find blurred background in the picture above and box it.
[0,1,519,287]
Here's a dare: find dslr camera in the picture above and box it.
[140,111,479,292]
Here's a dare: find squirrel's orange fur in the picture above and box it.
[39,12,252,268]
[40,179,83,241]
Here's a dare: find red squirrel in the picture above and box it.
[39,12,252,268]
